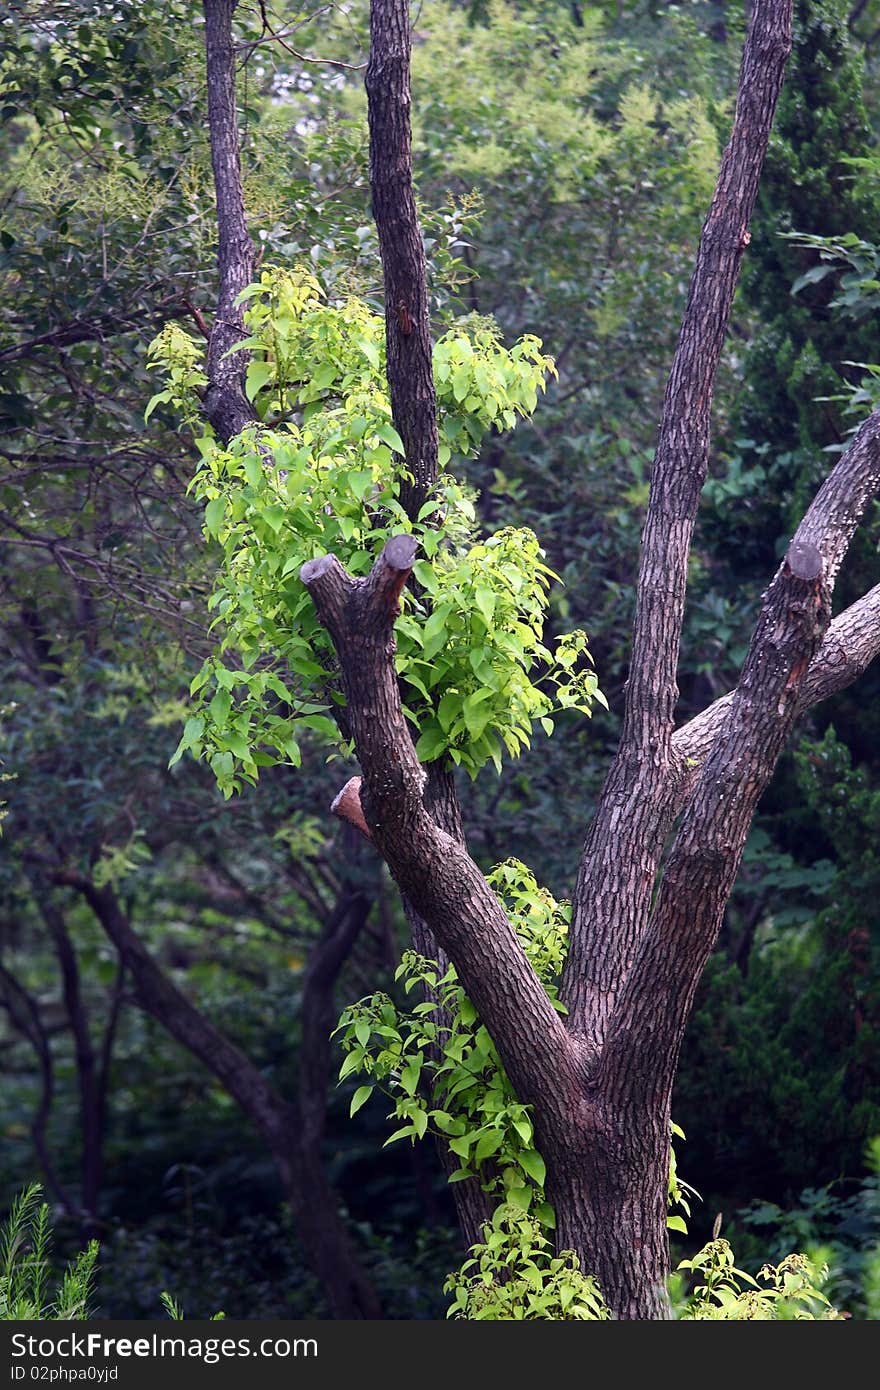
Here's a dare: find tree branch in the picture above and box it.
[301,537,585,1135]
[674,581,880,776]
[563,0,794,1041]
[57,871,381,1317]
[202,0,257,442]
[604,541,832,1101]
[365,0,439,518]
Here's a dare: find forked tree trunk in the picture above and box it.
[302,0,880,1319]
[198,0,880,1318]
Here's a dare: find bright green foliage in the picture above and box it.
[667,1121,701,1235]
[147,266,604,794]
[145,325,208,428]
[0,1184,98,1320]
[337,858,694,1315]
[444,1206,610,1320]
[675,1239,841,1319]
[335,860,568,1228]
[159,1290,225,1321]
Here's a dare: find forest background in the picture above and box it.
[1,0,880,1319]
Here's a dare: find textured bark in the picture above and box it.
[562,0,794,1044]
[338,0,858,1321]
[366,0,438,519]
[39,899,103,1225]
[300,0,880,1322]
[364,0,496,1247]
[301,538,587,1140]
[202,0,257,443]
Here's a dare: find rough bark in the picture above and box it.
[301,538,587,1140]
[365,0,438,520]
[333,0,875,1322]
[202,0,257,443]
[282,0,880,1322]
[364,0,496,1249]
[562,0,794,1044]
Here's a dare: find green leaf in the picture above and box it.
[463,688,493,739]
[506,1184,532,1212]
[144,390,171,421]
[349,469,374,501]
[358,337,380,369]
[376,422,405,454]
[312,362,337,391]
[223,731,250,760]
[667,1215,689,1233]
[518,1150,546,1187]
[349,1085,373,1118]
[400,1059,421,1096]
[383,1125,416,1146]
[534,1202,556,1229]
[245,360,275,401]
[208,689,232,726]
[180,716,204,750]
[204,497,225,537]
[474,586,496,624]
[474,1129,504,1164]
[415,724,448,763]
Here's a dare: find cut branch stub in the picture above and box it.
[784,539,823,581]
[364,532,418,617]
[300,533,426,831]
[331,776,372,841]
[299,533,418,642]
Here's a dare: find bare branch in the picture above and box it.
[563,0,794,1041]
[202,0,257,442]
[301,538,584,1132]
[365,0,438,518]
[675,582,880,775]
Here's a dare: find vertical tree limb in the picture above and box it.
[202,0,257,442]
[37,897,103,1226]
[0,961,75,1215]
[366,0,439,519]
[563,0,794,1042]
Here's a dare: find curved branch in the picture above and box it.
[58,872,382,1318]
[301,538,585,1135]
[792,407,880,587]
[674,582,880,775]
[0,961,75,1214]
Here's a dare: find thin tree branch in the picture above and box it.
[365,0,438,519]
[202,0,257,442]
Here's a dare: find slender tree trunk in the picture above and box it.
[38,899,104,1227]
[60,872,382,1318]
